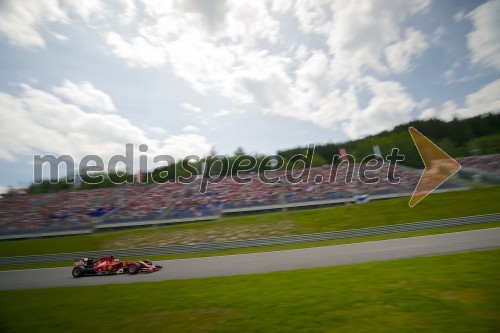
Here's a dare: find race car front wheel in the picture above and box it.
[128,263,140,275]
[72,266,85,278]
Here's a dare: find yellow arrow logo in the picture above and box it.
[408,127,461,207]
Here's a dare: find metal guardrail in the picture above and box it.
[1,213,499,266]
[0,229,94,241]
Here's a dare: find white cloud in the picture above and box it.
[100,0,430,142]
[63,0,105,22]
[419,107,436,120]
[325,0,430,79]
[384,28,428,73]
[0,0,108,49]
[213,109,245,117]
[222,2,281,45]
[270,0,293,13]
[0,0,108,48]
[105,1,281,71]
[167,33,238,95]
[443,61,461,83]
[453,10,465,23]
[430,25,446,45]
[294,44,310,61]
[416,98,431,110]
[102,1,287,107]
[438,100,460,121]
[181,102,202,113]
[0,0,67,48]
[296,50,329,84]
[293,0,331,34]
[214,109,231,117]
[117,0,137,24]
[466,0,500,71]
[162,134,212,160]
[53,80,117,113]
[182,125,199,133]
[438,79,500,121]
[344,77,416,138]
[178,0,229,34]
[464,79,500,115]
[50,31,69,41]
[106,32,167,68]
[234,52,293,106]
[148,126,166,135]
[0,84,212,167]
[241,51,417,139]
[179,0,279,46]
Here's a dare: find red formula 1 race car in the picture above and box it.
[72,256,162,278]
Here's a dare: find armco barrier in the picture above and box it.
[1,212,498,266]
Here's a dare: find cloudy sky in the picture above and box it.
[0,0,499,191]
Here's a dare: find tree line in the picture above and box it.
[279,112,500,169]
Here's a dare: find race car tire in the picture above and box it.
[128,263,140,275]
[72,266,85,278]
[143,260,152,266]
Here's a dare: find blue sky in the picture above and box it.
[0,0,499,192]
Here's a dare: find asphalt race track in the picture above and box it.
[1,227,500,291]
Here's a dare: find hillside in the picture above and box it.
[279,112,500,168]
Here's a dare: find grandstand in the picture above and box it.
[2,154,497,239]
[456,154,500,174]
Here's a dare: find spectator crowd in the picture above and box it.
[4,154,496,235]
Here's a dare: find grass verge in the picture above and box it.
[1,249,499,332]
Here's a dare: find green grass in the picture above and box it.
[1,249,499,332]
[0,187,499,258]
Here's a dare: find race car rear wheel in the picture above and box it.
[128,263,140,275]
[72,266,85,278]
